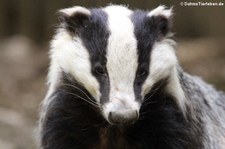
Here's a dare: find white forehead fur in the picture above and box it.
[44,29,101,106]
[104,5,138,92]
[59,6,91,16]
[148,5,173,19]
[102,6,139,114]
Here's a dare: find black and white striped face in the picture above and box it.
[50,5,177,125]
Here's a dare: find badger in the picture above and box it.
[38,5,225,149]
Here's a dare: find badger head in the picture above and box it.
[46,5,185,125]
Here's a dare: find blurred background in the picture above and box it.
[0,0,225,148]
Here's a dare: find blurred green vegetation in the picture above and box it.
[0,0,225,43]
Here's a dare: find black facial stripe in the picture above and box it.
[60,72,97,107]
[131,10,157,102]
[77,9,110,104]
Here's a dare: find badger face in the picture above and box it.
[49,5,179,125]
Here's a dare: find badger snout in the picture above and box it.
[103,94,140,125]
[108,109,139,125]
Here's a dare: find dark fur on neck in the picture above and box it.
[40,73,203,149]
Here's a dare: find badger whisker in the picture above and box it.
[139,81,168,118]
[60,83,96,104]
[143,81,164,103]
[62,90,100,108]
[139,102,157,116]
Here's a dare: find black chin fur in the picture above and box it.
[40,74,203,149]
[132,79,203,149]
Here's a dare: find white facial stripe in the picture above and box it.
[166,68,187,113]
[103,6,138,101]
[142,39,177,96]
[141,38,186,111]
[48,29,101,101]
[101,6,139,116]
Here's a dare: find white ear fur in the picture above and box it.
[148,5,173,19]
[59,6,91,17]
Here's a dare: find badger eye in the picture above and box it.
[137,70,148,78]
[95,66,106,76]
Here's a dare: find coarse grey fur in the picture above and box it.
[179,70,225,149]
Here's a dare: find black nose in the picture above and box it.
[108,110,139,125]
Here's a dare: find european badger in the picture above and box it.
[38,5,225,149]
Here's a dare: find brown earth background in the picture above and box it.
[0,0,225,148]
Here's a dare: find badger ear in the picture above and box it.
[58,6,91,33]
[148,5,173,38]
